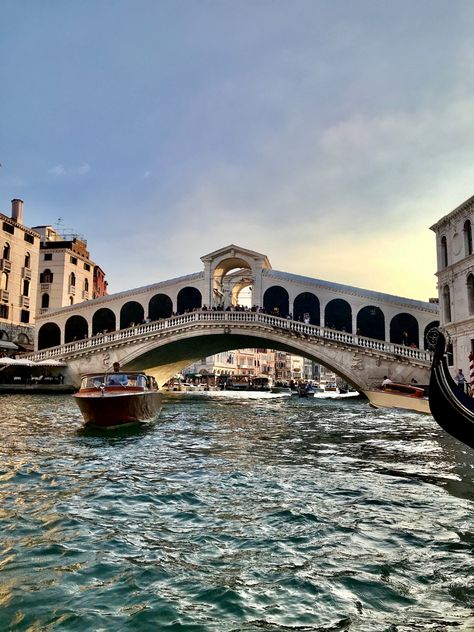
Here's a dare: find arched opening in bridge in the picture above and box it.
[212,257,252,307]
[65,315,89,343]
[120,301,145,329]
[356,306,385,340]
[324,299,352,332]
[424,320,440,350]
[293,292,320,324]
[93,308,116,334]
[149,293,173,320]
[263,286,289,317]
[177,287,202,314]
[390,313,419,347]
[38,322,61,350]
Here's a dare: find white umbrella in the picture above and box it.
[0,357,35,366]
[35,359,67,367]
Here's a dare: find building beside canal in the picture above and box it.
[0,198,108,354]
[431,194,474,375]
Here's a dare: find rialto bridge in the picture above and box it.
[30,245,439,388]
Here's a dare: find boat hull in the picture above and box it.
[364,388,430,414]
[429,331,474,449]
[74,391,162,428]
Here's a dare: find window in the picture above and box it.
[441,236,448,268]
[70,256,77,265]
[20,310,30,324]
[0,305,8,319]
[69,296,74,305]
[84,263,90,271]
[44,253,52,261]
[84,278,89,292]
[22,279,30,297]
[40,269,53,283]
[69,272,76,287]
[443,285,452,322]
[24,252,30,268]
[2,222,14,235]
[24,233,34,244]
[3,243,10,260]
[1,271,8,291]
[41,293,50,309]
[468,274,474,315]
[464,220,473,256]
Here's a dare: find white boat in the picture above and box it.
[364,382,430,414]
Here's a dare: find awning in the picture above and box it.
[0,341,18,350]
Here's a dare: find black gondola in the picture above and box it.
[429,329,474,449]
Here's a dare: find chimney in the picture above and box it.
[11,199,24,224]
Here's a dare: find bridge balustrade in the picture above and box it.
[28,311,433,364]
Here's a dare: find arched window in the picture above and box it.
[467,274,474,315]
[41,293,50,309]
[69,296,74,305]
[464,220,473,256]
[24,252,31,268]
[443,285,451,322]
[441,236,448,268]
[1,271,8,291]
[22,279,30,297]
[84,278,89,292]
[40,269,53,283]
[3,243,10,261]
[69,272,76,287]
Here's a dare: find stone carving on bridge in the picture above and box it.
[351,355,364,370]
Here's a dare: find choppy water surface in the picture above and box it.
[0,393,473,631]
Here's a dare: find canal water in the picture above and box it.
[0,393,473,631]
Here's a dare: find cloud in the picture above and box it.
[48,164,66,176]
[78,162,91,175]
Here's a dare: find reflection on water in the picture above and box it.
[0,393,473,631]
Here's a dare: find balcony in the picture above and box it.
[82,290,89,300]
[0,259,11,272]
[68,285,76,295]
[20,296,30,308]
[0,289,9,303]
[39,308,49,315]
[22,267,32,280]
[40,283,51,292]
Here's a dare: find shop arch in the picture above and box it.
[324,299,352,332]
[65,315,89,343]
[92,308,116,335]
[177,287,202,314]
[120,301,145,329]
[293,292,320,324]
[149,293,173,320]
[356,306,385,340]
[390,313,419,347]
[38,322,61,350]
[263,286,289,317]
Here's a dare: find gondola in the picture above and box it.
[429,329,474,449]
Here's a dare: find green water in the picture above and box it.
[0,393,473,631]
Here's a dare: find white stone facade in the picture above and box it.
[431,195,474,375]
[0,200,40,331]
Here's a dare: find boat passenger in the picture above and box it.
[381,376,392,388]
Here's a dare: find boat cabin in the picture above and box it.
[79,372,158,391]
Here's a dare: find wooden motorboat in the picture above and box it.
[74,371,162,428]
[364,382,430,414]
[429,330,474,449]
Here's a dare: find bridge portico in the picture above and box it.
[35,244,439,356]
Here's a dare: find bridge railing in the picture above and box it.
[26,310,433,363]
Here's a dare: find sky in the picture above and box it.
[1,1,474,301]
